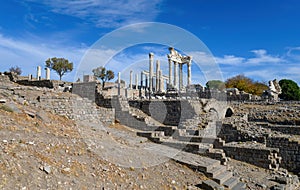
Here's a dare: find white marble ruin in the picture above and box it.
[45,68,50,80]
[37,66,41,80]
[118,72,121,96]
[266,79,282,101]
[167,47,192,90]
[31,66,51,81]
[140,47,192,93]
[120,46,193,98]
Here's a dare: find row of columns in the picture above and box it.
[167,54,192,90]
[118,47,192,96]
[32,66,50,80]
[129,71,139,90]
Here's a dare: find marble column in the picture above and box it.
[159,70,163,92]
[179,63,183,90]
[145,74,148,90]
[45,68,50,80]
[37,66,41,80]
[173,61,178,89]
[140,72,143,89]
[118,72,121,96]
[149,53,154,93]
[129,70,133,89]
[187,59,192,86]
[156,60,160,92]
[135,74,138,90]
[168,57,172,85]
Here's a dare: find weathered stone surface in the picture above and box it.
[200,180,224,190]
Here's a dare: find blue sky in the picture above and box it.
[0,0,300,85]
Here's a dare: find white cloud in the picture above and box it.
[215,55,245,65]
[246,49,284,64]
[286,47,300,60]
[214,49,285,66]
[24,0,163,28]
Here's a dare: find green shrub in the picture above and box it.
[0,105,14,112]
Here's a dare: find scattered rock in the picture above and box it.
[24,110,36,118]
[43,165,51,174]
[255,183,267,189]
[61,167,71,174]
[270,184,285,190]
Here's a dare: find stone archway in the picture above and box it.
[225,107,234,117]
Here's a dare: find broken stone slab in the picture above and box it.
[43,165,51,174]
[270,184,286,190]
[274,174,299,185]
[200,180,224,190]
[0,99,6,103]
[24,110,36,118]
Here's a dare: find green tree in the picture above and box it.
[9,66,22,75]
[45,57,73,80]
[206,80,225,91]
[252,81,269,96]
[92,66,115,88]
[225,74,268,95]
[279,79,300,101]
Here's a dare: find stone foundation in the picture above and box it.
[267,137,300,174]
[221,142,281,170]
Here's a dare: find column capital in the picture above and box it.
[149,52,154,59]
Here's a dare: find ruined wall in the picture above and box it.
[218,123,300,174]
[17,80,55,88]
[218,123,266,143]
[16,79,71,90]
[222,142,281,170]
[266,137,300,174]
[128,100,197,126]
[38,95,115,126]
[0,75,10,83]
[8,86,115,126]
[72,82,97,101]
[263,125,300,135]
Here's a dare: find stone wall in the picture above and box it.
[266,137,300,174]
[8,86,115,126]
[17,80,55,88]
[16,79,71,90]
[222,142,281,170]
[218,123,267,143]
[72,82,97,101]
[0,74,10,83]
[263,125,300,135]
[232,101,300,125]
[128,100,197,126]
[218,122,300,174]
[38,95,115,126]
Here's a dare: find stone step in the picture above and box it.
[205,165,227,178]
[231,182,246,190]
[160,139,213,153]
[213,170,232,185]
[136,131,164,138]
[223,177,239,189]
[172,151,221,173]
[200,179,224,190]
[202,149,226,159]
[174,135,225,147]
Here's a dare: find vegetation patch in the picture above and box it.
[0,105,14,113]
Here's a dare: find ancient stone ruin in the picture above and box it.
[1,47,299,190]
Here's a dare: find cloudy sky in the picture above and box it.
[1,0,300,85]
